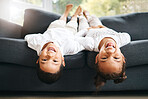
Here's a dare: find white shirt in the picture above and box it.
[76,28,131,52]
[25,28,85,56]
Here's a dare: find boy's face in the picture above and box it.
[96,38,125,74]
[38,42,65,74]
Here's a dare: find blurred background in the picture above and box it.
[0,0,148,26]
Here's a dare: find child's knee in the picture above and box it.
[66,21,78,34]
[48,20,66,29]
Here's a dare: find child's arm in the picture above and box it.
[118,33,131,47]
[75,29,88,37]
[24,34,45,56]
[75,36,94,51]
[76,25,106,37]
[65,37,94,55]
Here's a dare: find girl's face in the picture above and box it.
[37,42,65,74]
[96,38,125,74]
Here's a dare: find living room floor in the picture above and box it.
[0,96,148,99]
[0,91,147,99]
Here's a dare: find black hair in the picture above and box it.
[94,62,127,91]
[37,64,64,84]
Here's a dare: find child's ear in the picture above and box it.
[36,58,39,64]
[122,55,126,63]
[123,59,126,63]
[62,57,65,67]
[95,54,99,64]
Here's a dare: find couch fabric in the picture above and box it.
[0,8,148,92]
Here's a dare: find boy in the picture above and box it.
[25,4,84,84]
[77,10,131,90]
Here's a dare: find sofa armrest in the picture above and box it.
[0,18,22,38]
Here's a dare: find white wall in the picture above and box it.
[0,0,11,20]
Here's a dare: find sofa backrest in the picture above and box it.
[21,9,61,38]
[22,9,148,41]
[100,12,148,41]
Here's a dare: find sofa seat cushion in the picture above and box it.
[100,12,148,41]
[87,40,148,69]
[0,38,86,69]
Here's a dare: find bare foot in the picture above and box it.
[60,4,73,20]
[65,4,73,15]
[83,10,90,20]
[73,6,82,17]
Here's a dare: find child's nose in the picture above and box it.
[47,53,54,58]
[106,49,115,54]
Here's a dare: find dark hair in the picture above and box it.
[94,62,127,91]
[37,64,64,84]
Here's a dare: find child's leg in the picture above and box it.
[83,10,103,27]
[47,4,73,30]
[59,4,73,21]
[78,15,89,31]
[65,6,82,35]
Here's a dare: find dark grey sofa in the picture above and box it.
[0,9,148,92]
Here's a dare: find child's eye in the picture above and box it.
[53,60,58,62]
[114,57,119,59]
[42,59,47,61]
[102,57,107,59]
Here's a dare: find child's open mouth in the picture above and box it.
[48,47,56,52]
[106,42,115,48]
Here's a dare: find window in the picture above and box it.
[9,0,50,25]
[0,0,52,25]
[52,0,148,17]
[0,0,148,25]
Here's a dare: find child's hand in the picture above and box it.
[97,25,106,28]
[87,26,98,30]
[87,27,93,30]
[87,25,106,30]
